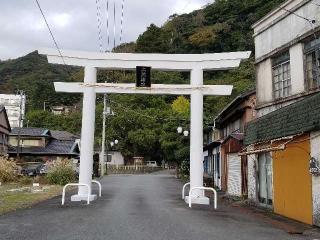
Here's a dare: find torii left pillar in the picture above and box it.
[71,66,98,201]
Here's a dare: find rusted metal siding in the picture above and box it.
[241,156,248,196]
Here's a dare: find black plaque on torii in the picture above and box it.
[136,66,151,87]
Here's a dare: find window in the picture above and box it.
[305,38,320,90]
[203,156,209,174]
[107,154,112,162]
[232,119,241,133]
[208,156,213,175]
[258,152,273,206]
[216,152,220,178]
[272,52,291,99]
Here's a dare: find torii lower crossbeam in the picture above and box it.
[39,48,250,206]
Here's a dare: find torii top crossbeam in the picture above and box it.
[39,48,250,71]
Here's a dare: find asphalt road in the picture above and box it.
[0,171,315,240]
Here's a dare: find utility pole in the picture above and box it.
[16,90,25,160]
[105,114,109,175]
[100,93,108,176]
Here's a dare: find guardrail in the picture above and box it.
[188,187,217,209]
[182,182,190,200]
[61,183,91,205]
[92,180,102,197]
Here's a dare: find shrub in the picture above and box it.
[46,158,76,186]
[0,156,18,183]
[179,159,190,180]
[19,176,33,185]
[33,175,50,185]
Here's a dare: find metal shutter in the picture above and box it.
[227,153,242,196]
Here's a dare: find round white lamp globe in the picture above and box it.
[183,130,189,137]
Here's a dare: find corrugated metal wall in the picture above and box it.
[227,153,242,196]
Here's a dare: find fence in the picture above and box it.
[107,165,162,175]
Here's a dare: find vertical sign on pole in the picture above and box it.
[136,66,151,87]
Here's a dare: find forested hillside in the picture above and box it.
[0,52,81,109]
[0,0,285,164]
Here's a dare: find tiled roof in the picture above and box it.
[222,132,244,144]
[203,140,222,151]
[51,130,79,141]
[244,93,320,145]
[11,127,50,137]
[213,90,256,127]
[8,140,79,156]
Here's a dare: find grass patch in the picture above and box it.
[0,183,62,215]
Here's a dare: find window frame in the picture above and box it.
[304,38,320,91]
[272,52,292,100]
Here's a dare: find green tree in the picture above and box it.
[136,24,171,53]
[171,96,190,118]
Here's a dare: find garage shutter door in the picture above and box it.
[227,153,242,196]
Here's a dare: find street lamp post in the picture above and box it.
[176,126,189,178]
[100,93,114,176]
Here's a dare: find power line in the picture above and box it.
[106,0,110,52]
[95,0,103,52]
[281,5,318,40]
[281,6,316,25]
[120,0,125,45]
[35,0,67,67]
[113,0,116,50]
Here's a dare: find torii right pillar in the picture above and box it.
[186,67,208,204]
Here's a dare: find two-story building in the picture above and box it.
[0,106,11,156]
[243,0,320,226]
[203,127,222,189]
[203,90,256,197]
[8,128,80,162]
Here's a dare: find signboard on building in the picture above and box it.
[136,66,151,87]
[310,157,320,176]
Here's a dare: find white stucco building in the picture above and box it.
[244,0,320,226]
[253,0,320,116]
[105,151,125,166]
[0,94,26,128]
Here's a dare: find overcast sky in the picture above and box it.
[0,0,213,60]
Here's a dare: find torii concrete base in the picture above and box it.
[184,196,210,205]
[71,195,97,202]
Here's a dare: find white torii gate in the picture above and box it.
[39,48,250,205]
